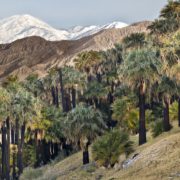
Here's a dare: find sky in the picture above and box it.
[0,0,168,29]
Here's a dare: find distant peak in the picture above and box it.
[0,14,128,44]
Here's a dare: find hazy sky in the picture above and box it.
[0,0,168,28]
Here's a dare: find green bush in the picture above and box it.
[20,167,43,180]
[23,144,36,167]
[170,101,178,121]
[92,129,133,167]
[151,119,164,137]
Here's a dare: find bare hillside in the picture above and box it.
[0,21,150,81]
[20,123,180,180]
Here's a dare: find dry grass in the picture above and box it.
[109,132,180,180]
[21,122,180,180]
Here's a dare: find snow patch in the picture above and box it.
[0,14,128,44]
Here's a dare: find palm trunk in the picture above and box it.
[1,120,10,180]
[0,161,1,180]
[1,122,7,180]
[71,87,76,108]
[59,68,65,112]
[163,97,171,131]
[15,118,19,145]
[17,122,26,175]
[107,92,114,104]
[34,130,40,167]
[87,74,92,82]
[96,73,102,83]
[50,142,54,159]
[6,117,10,180]
[11,126,16,179]
[12,152,16,180]
[15,118,19,178]
[64,91,71,112]
[61,138,69,157]
[94,98,99,108]
[83,144,89,165]
[42,140,47,164]
[51,86,56,105]
[56,86,59,108]
[139,81,146,145]
[178,98,180,127]
[44,141,51,163]
[54,143,59,157]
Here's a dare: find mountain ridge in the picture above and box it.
[0,21,151,81]
[0,14,128,44]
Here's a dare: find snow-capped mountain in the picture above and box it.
[0,14,128,44]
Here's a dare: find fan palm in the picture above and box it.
[62,66,86,108]
[118,49,162,145]
[31,105,64,166]
[0,87,11,180]
[158,76,178,131]
[25,74,44,98]
[11,87,40,175]
[74,51,102,82]
[169,63,180,126]
[83,80,108,108]
[169,101,178,122]
[64,104,106,164]
[47,68,59,107]
[92,129,133,167]
[148,0,180,34]
[0,87,11,121]
[123,33,146,49]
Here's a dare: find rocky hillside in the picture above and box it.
[20,122,180,180]
[0,21,150,81]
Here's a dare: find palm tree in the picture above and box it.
[58,68,66,112]
[11,87,39,175]
[47,68,59,107]
[111,97,137,132]
[42,106,64,159]
[123,33,146,49]
[83,80,108,108]
[169,64,180,126]
[94,46,123,116]
[160,0,180,21]
[101,46,123,100]
[169,101,178,122]
[158,76,178,131]
[64,104,106,164]
[74,51,102,82]
[118,49,162,145]
[62,66,86,108]
[25,74,45,99]
[148,19,169,35]
[148,0,180,34]
[92,129,133,167]
[0,87,11,180]
[3,76,21,179]
[31,105,63,166]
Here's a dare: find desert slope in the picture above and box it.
[20,123,180,180]
[0,21,150,81]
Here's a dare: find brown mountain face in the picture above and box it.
[0,21,151,81]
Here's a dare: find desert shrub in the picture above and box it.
[112,97,154,134]
[92,129,133,167]
[151,119,164,137]
[170,101,178,121]
[20,167,43,180]
[23,144,36,167]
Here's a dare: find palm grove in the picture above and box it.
[0,1,180,179]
